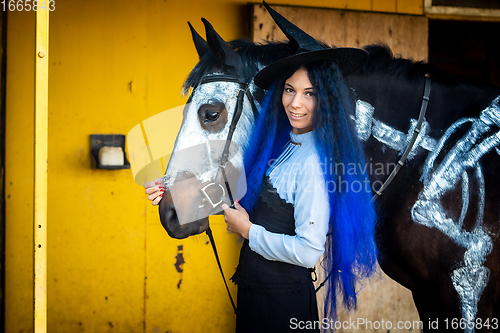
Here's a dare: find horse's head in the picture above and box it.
[158,3,335,239]
[159,19,263,239]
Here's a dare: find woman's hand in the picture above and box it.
[221,202,252,239]
[143,177,165,206]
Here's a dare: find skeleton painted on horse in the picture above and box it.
[157,3,500,332]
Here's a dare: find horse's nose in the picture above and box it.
[158,171,210,239]
[158,188,188,238]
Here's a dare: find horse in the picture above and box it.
[158,9,500,333]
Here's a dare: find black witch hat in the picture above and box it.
[254,1,368,89]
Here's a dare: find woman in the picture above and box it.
[218,34,378,331]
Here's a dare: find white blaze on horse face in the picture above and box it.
[162,78,257,224]
[165,80,249,186]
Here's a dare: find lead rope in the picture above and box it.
[206,226,238,314]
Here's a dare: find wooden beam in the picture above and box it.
[34,7,49,333]
[425,0,500,18]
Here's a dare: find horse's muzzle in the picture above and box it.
[158,188,210,239]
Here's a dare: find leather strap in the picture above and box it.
[195,74,253,314]
[371,75,432,201]
[206,226,237,313]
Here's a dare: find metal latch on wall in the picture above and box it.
[90,134,131,169]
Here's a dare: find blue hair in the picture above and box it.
[308,61,378,316]
[241,61,378,319]
[239,82,291,213]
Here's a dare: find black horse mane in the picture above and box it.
[358,44,440,83]
[359,44,500,91]
[183,38,499,94]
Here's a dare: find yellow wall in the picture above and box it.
[5,0,423,332]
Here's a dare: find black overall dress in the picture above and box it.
[232,177,320,333]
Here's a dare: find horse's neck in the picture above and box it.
[345,70,500,179]
[428,81,500,129]
[347,72,500,134]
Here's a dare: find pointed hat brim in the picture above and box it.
[254,47,368,90]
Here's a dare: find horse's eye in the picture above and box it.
[199,102,225,123]
[205,110,220,122]
[198,102,227,132]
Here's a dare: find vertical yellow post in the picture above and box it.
[34,7,49,333]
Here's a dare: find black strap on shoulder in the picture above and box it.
[371,74,432,201]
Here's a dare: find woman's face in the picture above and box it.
[282,67,316,134]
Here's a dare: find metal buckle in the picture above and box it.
[200,183,226,208]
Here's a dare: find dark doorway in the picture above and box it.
[428,19,500,87]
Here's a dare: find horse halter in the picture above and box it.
[193,74,258,314]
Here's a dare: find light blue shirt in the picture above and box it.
[248,131,330,268]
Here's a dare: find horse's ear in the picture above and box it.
[188,21,210,59]
[201,18,242,71]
